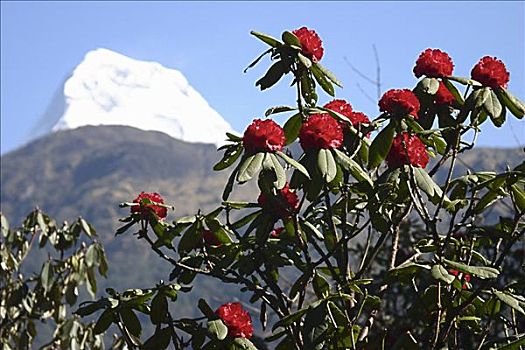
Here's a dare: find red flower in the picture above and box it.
[449,269,471,289]
[413,48,454,78]
[324,99,353,118]
[348,111,371,127]
[202,230,221,247]
[270,227,284,238]
[434,81,455,106]
[131,192,167,220]
[324,100,370,137]
[243,119,285,154]
[299,114,343,150]
[215,302,253,338]
[258,184,299,219]
[379,89,420,117]
[386,133,429,169]
[471,56,510,89]
[292,27,324,62]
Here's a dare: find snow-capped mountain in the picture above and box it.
[34,48,234,146]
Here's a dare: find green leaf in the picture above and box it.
[41,260,54,293]
[298,53,313,69]
[301,219,324,240]
[314,63,343,88]
[443,259,499,279]
[214,144,243,171]
[178,224,199,254]
[272,308,308,331]
[261,153,286,189]
[368,122,395,169]
[94,309,113,334]
[265,105,296,117]
[226,132,243,142]
[198,298,216,318]
[313,273,330,298]
[414,167,440,198]
[150,293,168,325]
[96,245,108,277]
[496,334,525,350]
[283,113,303,145]
[65,283,78,305]
[231,210,262,229]
[494,290,525,315]
[256,60,287,91]
[282,30,301,47]
[237,152,265,183]
[80,218,94,237]
[37,211,48,235]
[229,338,258,350]
[75,301,104,316]
[142,327,172,350]
[497,88,525,119]
[431,264,455,284]
[511,184,525,211]
[85,244,98,267]
[333,149,372,186]
[417,77,440,95]
[205,218,233,244]
[442,78,464,105]
[311,64,334,96]
[86,267,97,298]
[447,76,482,86]
[250,31,281,47]
[318,149,337,183]
[207,319,228,341]
[484,90,504,126]
[475,87,491,108]
[0,214,9,237]
[301,72,318,105]
[388,261,430,280]
[276,151,310,178]
[303,302,329,350]
[244,48,273,73]
[115,220,136,236]
[120,308,141,337]
[176,215,197,224]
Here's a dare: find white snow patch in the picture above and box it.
[51,48,234,146]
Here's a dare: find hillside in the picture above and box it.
[1,125,523,318]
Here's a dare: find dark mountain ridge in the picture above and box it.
[1,125,523,317]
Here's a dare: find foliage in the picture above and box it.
[2,27,525,349]
[0,210,108,349]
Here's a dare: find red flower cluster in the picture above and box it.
[215,302,253,338]
[202,230,221,247]
[324,99,353,118]
[449,269,471,289]
[243,119,285,154]
[347,111,371,127]
[131,192,167,220]
[434,81,455,106]
[292,27,324,62]
[299,114,343,150]
[379,89,420,117]
[324,99,371,134]
[471,56,510,89]
[386,133,429,169]
[258,184,299,219]
[413,48,454,78]
[270,227,284,238]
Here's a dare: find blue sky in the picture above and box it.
[1,1,524,153]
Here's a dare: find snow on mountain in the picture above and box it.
[40,48,234,146]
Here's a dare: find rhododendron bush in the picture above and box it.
[2,27,524,350]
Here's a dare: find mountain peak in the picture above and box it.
[43,48,234,145]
